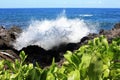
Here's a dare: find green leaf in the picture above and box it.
[68,70,80,80]
[64,51,73,63]
[103,69,110,78]
[46,72,55,80]
[19,51,27,63]
[49,58,56,73]
[10,73,19,79]
[0,60,4,70]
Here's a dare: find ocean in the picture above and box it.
[0,8,120,50]
[0,8,120,30]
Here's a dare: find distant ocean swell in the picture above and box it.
[13,11,98,50]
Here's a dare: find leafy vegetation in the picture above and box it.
[0,35,120,80]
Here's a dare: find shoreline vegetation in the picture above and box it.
[0,23,120,79]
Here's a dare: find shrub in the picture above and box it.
[0,35,120,80]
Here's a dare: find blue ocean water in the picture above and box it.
[0,8,120,30]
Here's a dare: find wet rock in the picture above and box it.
[0,23,120,68]
[113,23,120,30]
[0,26,21,62]
[0,51,20,62]
[106,23,120,40]
[18,23,120,67]
[8,26,22,40]
[0,26,22,48]
[20,45,61,67]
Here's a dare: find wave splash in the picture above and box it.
[13,14,97,50]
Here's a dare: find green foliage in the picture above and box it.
[0,35,120,80]
[63,35,120,80]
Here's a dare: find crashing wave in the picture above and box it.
[13,12,97,50]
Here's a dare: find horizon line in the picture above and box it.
[0,7,120,9]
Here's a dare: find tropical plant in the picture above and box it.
[0,35,120,80]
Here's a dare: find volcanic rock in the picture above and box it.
[0,23,120,68]
[0,26,22,62]
[0,26,22,49]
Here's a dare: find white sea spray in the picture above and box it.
[13,13,97,50]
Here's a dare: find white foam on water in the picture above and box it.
[79,14,93,17]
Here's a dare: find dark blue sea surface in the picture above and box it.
[0,8,120,30]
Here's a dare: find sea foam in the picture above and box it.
[13,13,97,50]
[79,14,93,17]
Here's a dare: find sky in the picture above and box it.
[0,0,120,8]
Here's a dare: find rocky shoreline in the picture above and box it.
[0,23,120,68]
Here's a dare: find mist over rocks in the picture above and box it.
[0,23,120,67]
[18,22,120,67]
[13,17,97,50]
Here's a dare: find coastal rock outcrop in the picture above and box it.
[99,23,120,42]
[0,26,22,62]
[0,26,22,48]
[19,23,120,67]
[0,23,120,67]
